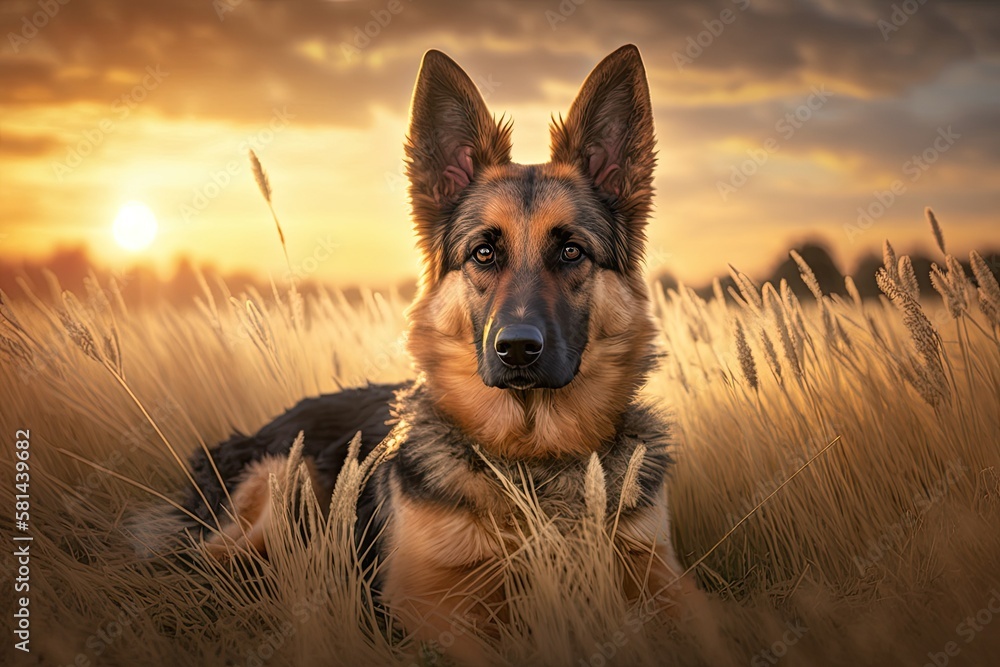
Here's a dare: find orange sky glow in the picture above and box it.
[1,0,998,289]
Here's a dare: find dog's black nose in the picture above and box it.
[494,325,544,368]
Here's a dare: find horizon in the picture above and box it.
[6,232,997,308]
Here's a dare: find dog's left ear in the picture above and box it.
[551,45,656,246]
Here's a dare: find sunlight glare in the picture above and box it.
[112,201,158,252]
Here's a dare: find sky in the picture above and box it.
[1,0,999,288]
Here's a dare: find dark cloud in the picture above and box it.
[660,92,1000,180]
[0,130,59,156]
[0,0,994,128]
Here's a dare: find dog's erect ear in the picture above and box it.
[550,45,656,240]
[405,51,512,254]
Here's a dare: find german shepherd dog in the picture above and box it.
[176,44,712,664]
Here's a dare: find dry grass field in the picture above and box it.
[1,215,999,666]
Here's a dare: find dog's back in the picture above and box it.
[131,383,403,558]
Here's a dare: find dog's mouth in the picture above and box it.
[484,369,539,390]
[488,369,577,391]
[502,376,538,391]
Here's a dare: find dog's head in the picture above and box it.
[404,45,659,454]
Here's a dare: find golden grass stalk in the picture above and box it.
[930,259,968,319]
[926,206,946,255]
[845,275,863,309]
[712,277,725,306]
[897,255,920,301]
[780,278,812,358]
[970,250,1000,329]
[883,239,899,283]
[584,453,607,525]
[249,149,297,296]
[789,250,823,302]
[0,330,32,370]
[679,284,711,344]
[0,287,24,330]
[59,310,100,362]
[764,283,801,378]
[728,264,762,314]
[619,443,647,511]
[759,328,782,383]
[876,267,948,406]
[734,318,758,391]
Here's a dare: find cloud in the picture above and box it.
[0,131,59,157]
[0,0,992,124]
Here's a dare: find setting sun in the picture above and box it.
[112,201,158,252]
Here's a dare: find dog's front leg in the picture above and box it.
[618,504,731,665]
[382,496,504,666]
[386,560,502,666]
[640,542,712,622]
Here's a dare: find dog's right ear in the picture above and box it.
[405,51,512,266]
[550,45,655,268]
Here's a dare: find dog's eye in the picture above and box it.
[473,244,495,265]
[561,244,583,262]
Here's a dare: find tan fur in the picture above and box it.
[382,487,507,666]
[476,166,581,257]
[205,457,321,559]
[380,458,710,666]
[407,261,657,459]
[405,146,662,460]
[617,495,725,664]
[204,458,282,557]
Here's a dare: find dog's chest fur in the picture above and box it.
[369,378,673,564]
